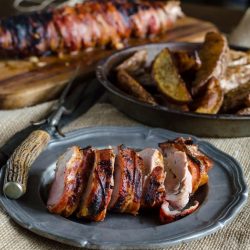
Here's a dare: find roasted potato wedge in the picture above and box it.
[221,81,250,112]
[116,69,157,105]
[152,48,192,103]
[172,50,201,74]
[192,32,229,96]
[173,50,201,89]
[195,77,224,114]
[116,50,147,74]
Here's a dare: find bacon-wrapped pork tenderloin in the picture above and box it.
[47,146,86,217]
[108,145,143,215]
[0,0,183,57]
[47,138,212,224]
[138,148,166,208]
[77,148,115,222]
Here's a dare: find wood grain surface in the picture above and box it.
[0,16,217,110]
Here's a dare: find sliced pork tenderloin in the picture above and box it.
[47,146,86,217]
[158,137,213,224]
[159,143,193,210]
[138,148,166,208]
[109,145,143,215]
[77,148,115,222]
[163,138,213,192]
[160,138,213,193]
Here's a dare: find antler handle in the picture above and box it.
[3,130,50,199]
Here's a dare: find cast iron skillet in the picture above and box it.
[96,42,250,138]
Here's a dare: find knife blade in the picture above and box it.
[1,75,104,199]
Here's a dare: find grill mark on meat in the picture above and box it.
[112,194,126,212]
[143,166,166,208]
[77,148,115,221]
[88,185,105,216]
[66,171,83,211]
[138,148,166,208]
[109,145,143,215]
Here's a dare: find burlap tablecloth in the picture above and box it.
[0,102,249,250]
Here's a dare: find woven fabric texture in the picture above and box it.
[0,102,249,250]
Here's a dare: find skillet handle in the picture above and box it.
[3,130,50,199]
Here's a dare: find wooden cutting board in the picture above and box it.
[0,16,217,109]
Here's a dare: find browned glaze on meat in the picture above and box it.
[47,146,85,217]
[141,166,166,208]
[109,145,143,215]
[138,148,166,208]
[77,148,115,221]
[81,146,96,191]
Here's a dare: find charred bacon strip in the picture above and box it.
[77,148,115,222]
[0,0,183,57]
[109,145,143,215]
[47,146,85,217]
[142,166,166,208]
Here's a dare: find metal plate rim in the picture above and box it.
[0,126,248,249]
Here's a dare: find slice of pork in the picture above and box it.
[138,148,166,208]
[160,200,199,224]
[47,146,85,217]
[109,145,143,215]
[138,148,164,177]
[160,138,213,194]
[159,143,193,210]
[77,148,115,222]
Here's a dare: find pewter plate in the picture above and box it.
[0,127,248,249]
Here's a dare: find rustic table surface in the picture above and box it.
[0,2,249,250]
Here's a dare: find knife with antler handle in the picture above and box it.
[3,130,51,199]
[2,71,104,199]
